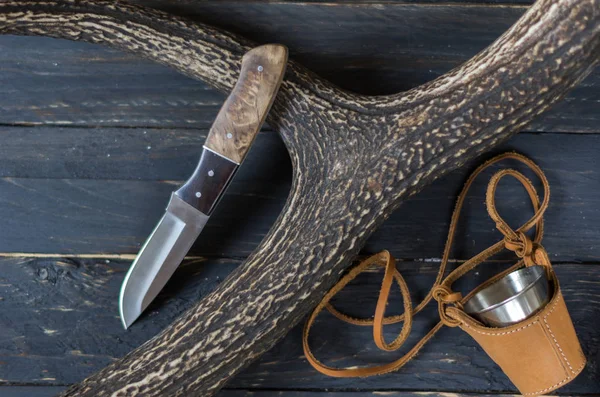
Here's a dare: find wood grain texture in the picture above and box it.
[0,3,599,131]
[0,257,597,394]
[1,387,66,397]
[0,126,289,180]
[0,0,598,396]
[205,44,287,163]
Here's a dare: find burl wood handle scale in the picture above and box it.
[205,44,288,163]
[176,44,288,214]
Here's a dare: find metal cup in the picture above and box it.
[464,265,550,327]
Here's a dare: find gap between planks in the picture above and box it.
[0,252,596,267]
[0,123,590,135]
[0,252,203,260]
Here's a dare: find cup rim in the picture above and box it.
[465,265,546,315]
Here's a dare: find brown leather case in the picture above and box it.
[454,269,586,396]
[304,154,586,396]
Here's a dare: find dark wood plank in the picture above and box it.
[0,257,237,386]
[0,2,597,131]
[0,127,289,181]
[0,133,600,262]
[0,176,288,257]
[0,35,221,128]
[0,256,597,394]
[0,387,64,397]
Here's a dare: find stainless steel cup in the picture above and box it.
[464,265,550,327]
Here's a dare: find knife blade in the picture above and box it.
[119,44,288,329]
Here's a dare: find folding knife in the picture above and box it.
[119,44,288,329]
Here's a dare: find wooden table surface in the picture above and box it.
[0,1,598,396]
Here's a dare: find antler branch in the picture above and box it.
[0,0,599,396]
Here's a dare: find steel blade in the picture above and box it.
[119,193,209,329]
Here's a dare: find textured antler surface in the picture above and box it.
[0,0,599,396]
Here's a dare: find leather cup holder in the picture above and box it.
[453,269,586,396]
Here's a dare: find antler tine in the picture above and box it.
[0,0,598,396]
[372,0,600,194]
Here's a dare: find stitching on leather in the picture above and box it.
[522,360,586,396]
[542,292,574,373]
[461,295,561,336]
[462,319,537,336]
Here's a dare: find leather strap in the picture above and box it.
[303,152,551,377]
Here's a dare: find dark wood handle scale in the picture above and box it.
[176,44,288,214]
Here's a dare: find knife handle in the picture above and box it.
[175,44,288,215]
[205,44,288,164]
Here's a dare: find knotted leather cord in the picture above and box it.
[303,152,551,377]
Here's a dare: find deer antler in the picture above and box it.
[1,0,599,396]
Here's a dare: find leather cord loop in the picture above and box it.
[432,285,463,327]
[303,152,551,378]
[485,167,550,267]
[504,231,534,258]
[433,286,462,304]
[302,250,430,377]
